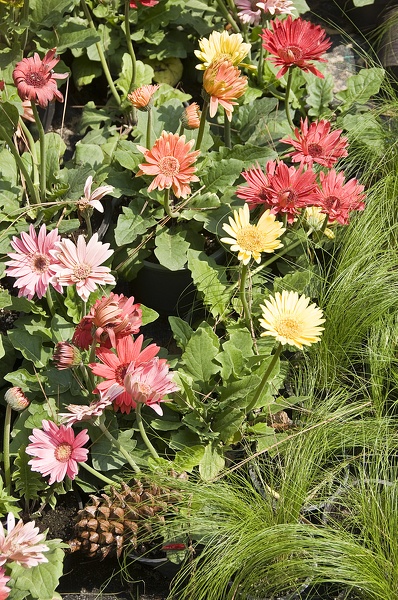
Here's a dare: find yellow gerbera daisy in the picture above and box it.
[259,290,325,349]
[221,203,285,265]
[195,30,252,70]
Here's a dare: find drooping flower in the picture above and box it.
[128,84,159,111]
[281,118,349,168]
[26,420,89,485]
[203,58,248,121]
[88,293,142,348]
[0,567,10,600]
[260,16,332,79]
[130,0,158,7]
[90,335,161,411]
[72,317,93,350]
[0,513,49,568]
[259,290,325,349]
[181,102,201,130]
[5,224,62,300]
[53,342,82,370]
[136,131,200,198]
[221,203,285,265]
[304,206,335,239]
[13,48,68,107]
[263,161,319,223]
[236,162,274,209]
[316,170,366,225]
[59,393,113,427]
[235,0,294,25]
[195,30,251,70]
[4,387,30,412]
[51,233,115,302]
[77,176,114,214]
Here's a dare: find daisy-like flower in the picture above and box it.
[304,206,335,239]
[90,334,161,412]
[0,513,49,568]
[51,233,115,302]
[221,203,285,265]
[5,224,62,300]
[128,84,159,111]
[0,567,10,600]
[59,393,113,427]
[4,387,30,412]
[136,131,200,198]
[89,293,142,348]
[260,16,332,79]
[181,102,201,130]
[53,342,82,370]
[236,162,274,209]
[281,118,349,168]
[203,58,248,121]
[195,30,251,70]
[264,161,319,223]
[13,48,68,107]
[78,176,114,214]
[235,0,294,26]
[130,0,158,7]
[316,170,366,225]
[259,290,325,349]
[26,420,89,485]
[256,0,295,16]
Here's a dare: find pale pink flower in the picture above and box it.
[5,224,62,300]
[51,233,116,302]
[4,387,30,412]
[0,513,49,568]
[256,0,295,17]
[78,176,114,214]
[235,0,294,26]
[59,393,113,426]
[0,567,10,599]
[13,48,68,107]
[26,420,89,484]
[53,341,82,370]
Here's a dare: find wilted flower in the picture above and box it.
[89,293,142,347]
[128,84,159,111]
[4,387,29,412]
[53,342,82,370]
[77,176,114,214]
[316,170,366,225]
[203,58,248,121]
[259,290,325,349]
[26,420,89,485]
[0,513,49,568]
[181,102,201,130]
[195,30,251,70]
[0,567,10,600]
[260,16,332,78]
[59,393,113,426]
[13,48,68,107]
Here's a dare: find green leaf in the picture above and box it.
[181,324,220,388]
[64,285,83,323]
[217,144,277,168]
[155,228,190,270]
[116,56,154,97]
[0,102,20,138]
[50,314,76,343]
[237,97,278,143]
[4,368,44,392]
[169,316,193,351]
[201,158,243,193]
[141,305,159,326]
[305,72,334,118]
[74,142,104,168]
[7,330,52,367]
[199,443,225,481]
[336,68,385,110]
[187,249,230,318]
[12,446,45,501]
[115,201,154,246]
[212,408,244,444]
[173,445,205,472]
[90,417,137,471]
[352,0,374,5]
[37,17,100,53]
[72,54,103,88]
[30,0,77,27]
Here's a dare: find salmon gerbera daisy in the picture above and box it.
[13,48,68,107]
[127,84,159,111]
[203,58,248,121]
[316,169,366,225]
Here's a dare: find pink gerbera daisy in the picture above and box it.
[203,58,248,122]
[51,233,116,302]
[78,176,114,214]
[281,118,349,168]
[26,420,89,485]
[72,317,93,350]
[5,224,62,300]
[59,393,113,427]
[13,48,68,107]
[0,567,10,600]
[236,162,274,209]
[123,357,179,415]
[90,335,161,413]
[235,0,294,25]
[316,169,366,225]
[89,293,142,348]
[260,16,332,79]
[137,131,200,198]
[0,513,49,568]
[128,84,159,111]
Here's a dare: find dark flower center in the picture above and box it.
[323,195,340,210]
[26,69,46,88]
[308,143,323,157]
[30,252,49,273]
[277,189,297,207]
[114,363,129,385]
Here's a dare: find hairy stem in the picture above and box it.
[80,461,120,486]
[163,187,180,219]
[224,110,231,149]
[3,405,12,493]
[284,67,295,130]
[195,98,209,151]
[30,101,46,202]
[239,263,251,329]
[0,124,39,204]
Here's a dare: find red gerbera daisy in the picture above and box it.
[281,118,349,168]
[130,0,158,7]
[316,169,366,225]
[236,162,274,209]
[260,16,332,79]
[13,48,68,107]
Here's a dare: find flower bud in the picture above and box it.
[53,342,82,370]
[127,84,159,112]
[180,103,201,130]
[4,387,30,412]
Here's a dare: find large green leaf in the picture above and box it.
[199,443,225,481]
[89,417,137,471]
[154,228,190,270]
[181,324,220,387]
[201,158,243,193]
[169,316,193,351]
[12,446,45,501]
[305,72,334,118]
[30,0,78,27]
[336,68,385,111]
[0,102,20,138]
[7,330,52,367]
[187,249,230,318]
[114,201,155,246]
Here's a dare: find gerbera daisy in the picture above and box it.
[4,387,30,412]
[59,393,113,427]
[256,0,295,16]
[51,233,116,302]
[259,290,325,349]
[0,513,49,568]
[203,58,248,121]
[136,131,200,198]
[235,0,294,25]
[26,420,89,485]
[260,16,332,79]
[181,102,201,130]
[0,567,10,600]
[72,317,93,350]
[128,84,159,111]
[53,342,82,370]
[5,224,62,300]
[13,48,68,107]
[130,0,158,7]
[236,162,273,209]
[316,170,366,225]
[221,203,285,265]
[195,30,251,71]
[89,293,142,348]
[77,176,114,214]
[281,118,349,168]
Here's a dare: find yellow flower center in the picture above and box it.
[159,156,180,177]
[54,442,72,463]
[275,316,301,339]
[236,225,264,251]
[73,264,92,280]
[30,252,50,274]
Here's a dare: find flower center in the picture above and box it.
[26,70,46,88]
[114,363,129,385]
[323,195,340,210]
[236,225,263,251]
[308,143,323,157]
[275,316,301,339]
[30,252,50,274]
[277,189,297,207]
[73,264,92,280]
[136,382,152,398]
[280,46,303,63]
[159,156,180,177]
[54,442,72,463]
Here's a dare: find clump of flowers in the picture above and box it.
[13,47,68,107]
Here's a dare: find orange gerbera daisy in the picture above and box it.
[136,131,200,198]
[203,58,248,121]
[127,84,159,111]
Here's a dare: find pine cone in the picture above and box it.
[69,478,183,559]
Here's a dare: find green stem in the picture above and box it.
[80,461,120,486]
[146,108,152,150]
[257,33,265,86]
[3,405,11,493]
[83,212,93,238]
[81,364,95,393]
[195,98,209,151]
[246,343,282,413]
[135,403,159,460]
[98,421,141,473]
[124,0,137,94]
[21,0,29,52]
[239,263,251,329]
[80,0,121,107]
[284,67,295,131]
[19,118,39,189]
[46,287,54,317]
[224,110,231,149]
[320,214,329,234]
[214,0,240,32]
[0,124,39,204]
[30,101,46,203]
[163,187,180,219]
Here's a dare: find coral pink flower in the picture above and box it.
[26,420,89,485]
[13,48,68,107]
[51,233,115,302]
[4,387,30,412]
[0,513,49,568]
[90,334,161,412]
[236,162,274,209]
[316,169,366,225]
[281,118,349,168]
[260,16,332,79]
[0,567,10,599]
[203,58,248,121]
[59,393,113,427]
[5,224,62,300]
[122,358,179,415]
[78,176,114,214]
[137,131,200,198]
[130,0,158,7]
[265,161,319,223]
[181,102,201,130]
[128,84,159,110]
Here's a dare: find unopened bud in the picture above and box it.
[181,103,201,130]
[53,342,82,370]
[4,387,30,412]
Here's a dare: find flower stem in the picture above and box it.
[246,343,282,413]
[163,187,180,219]
[214,0,240,32]
[284,68,295,130]
[98,421,141,473]
[146,108,153,150]
[135,403,159,460]
[18,118,40,189]
[239,263,251,329]
[224,110,231,149]
[30,101,46,203]
[0,124,39,204]
[3,405,12,493]
[124,0,137,94]
[195,98,209,151]
[80,461,120,486]
[80,0,121,107]
[46,287,54,317]
[83,212,93,238]
[320,214,329,234]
